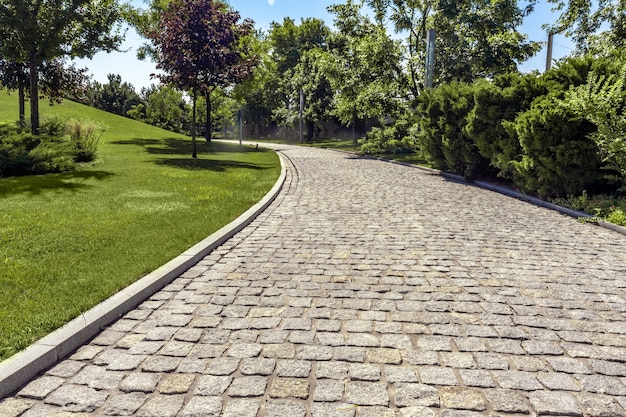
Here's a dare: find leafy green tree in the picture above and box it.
[365,0,540,88]
[90,74,141,117]
[144,85,189,133]
[546,0,626,52]
[0,0,125,134]
[148,0,257,157]
[268,17,331,138]
[326,0,404,143]
[433,0,541,83]
[564,61,626,187]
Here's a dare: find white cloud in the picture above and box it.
[268,0,275,5]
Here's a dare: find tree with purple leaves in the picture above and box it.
[147,0,258,158]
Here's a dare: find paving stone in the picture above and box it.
[528,391,583,416]
[0,398,34,417]
[366,348,402,364]
[394,383,440,407]
[228,376,267,397]
[440,387,487,411]
[538,372,582,391]
[119,373,160,393]
[194,375,232,396]
[106,353,147,371]
[397,406,437,417]
[258,330,289,343]
[288,331,316,344]
[380,334,413,350]
[312,402,356,417]
[335,346,367,362]
[318,333,346,346]
[453,338,488,352]
[522,340,565,355]
[459,369,496,388]
[589,360,626,377]
[240,358,276,375]
[575,374,626,395]
[547,357,592,374]
[18,376,65,400]
[349,363,381,381]
[136,394,184,417]
[317,361,349,379]
[180,396,222,417]
[418,367,459,386]
[484,389,531,414]
[575,392,626,417]
[346,333,380,347]
[205,357,240,375]
[265,400,306,417]
[46,360,85,379]
[269,378,310,399]
[440,352,476,369]
[128,341,164,355]
[404,350,440,366]
[102,392,146,416]
[473,353,509,370]
[417,336,453,351]
[158,374,195,394]
[384,366,418,383]
[297,345,334,360]
[226,343,262,358]
[276,360,312,377]
[493,370,542,390]
[314,379,346,401]
[263,343,296,359]
[43,384,108,412]
[222,399,261,417]
[346,381,389,406]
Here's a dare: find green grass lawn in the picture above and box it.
[0,94,280,361]
[254,135,359,151]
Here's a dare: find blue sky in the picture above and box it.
[75,0,575,90]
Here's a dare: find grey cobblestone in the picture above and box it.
[7,145,626,416]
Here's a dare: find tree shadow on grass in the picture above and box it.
[112,137,274,171]
[112,137,267,156]
[0,170,116,197]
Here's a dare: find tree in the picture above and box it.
[90,74,141,117]
[268,17,331,138]
[0,0,124,134]
[0,58,28,126]
[432,0,541,83]
[546,0,626,52]
[364,0,540,89]
[326,0,404,143]
[148,0,257,157]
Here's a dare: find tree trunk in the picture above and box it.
[306,120,314,142]
[18,77,25,129]
[29,53,39,135]
[205,92,211,143]
[191,91,197,158]
[352,111,357,146]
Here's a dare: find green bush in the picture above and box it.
[0,118,103,177]
[509,94,601,197]
[465,73,548,179]
[417,82,490,180]
[360,114,419,155]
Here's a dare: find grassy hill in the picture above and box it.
[0,94,280,360]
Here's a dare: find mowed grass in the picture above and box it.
[0,94,280,361]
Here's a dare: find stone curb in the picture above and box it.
[0,148,287,400]
[358,152,626,238]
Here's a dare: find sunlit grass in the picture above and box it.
[0,94,280,360]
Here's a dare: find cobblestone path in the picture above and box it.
[2,145,626,417]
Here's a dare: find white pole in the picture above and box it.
[299,89,304,143]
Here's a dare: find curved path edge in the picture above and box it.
[367,153,626,237]
[0,149,288,400]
